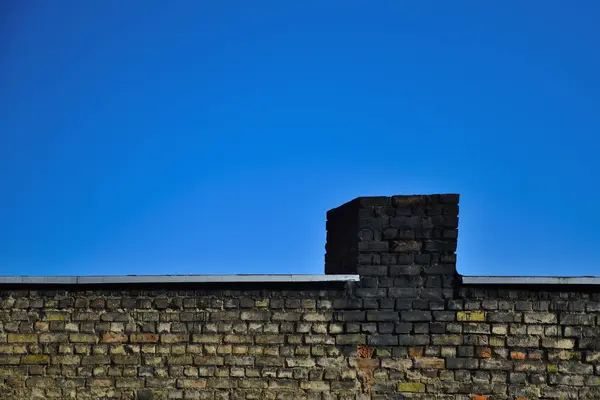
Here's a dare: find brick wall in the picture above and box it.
[1,194,599,399]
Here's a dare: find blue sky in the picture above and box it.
[1,1,599,277]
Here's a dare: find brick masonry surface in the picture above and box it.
[1,194,600,399]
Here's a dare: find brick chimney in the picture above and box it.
[325,194,460,299]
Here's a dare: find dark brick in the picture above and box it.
[357,265,388,276]
[336,311,365,322]
[401,311,432,322]
[389,265,421,276]
[366,311,399,322]
[395,323,413,334]
[137,390,153,400]
[368,335,398,346]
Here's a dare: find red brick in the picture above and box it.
[476,347,492,358]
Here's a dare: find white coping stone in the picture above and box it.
[0,274,360,285]
[3,274,596,286]
[462,276,600,285]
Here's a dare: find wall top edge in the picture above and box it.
[0,274,361,285]
[462,276,600,285]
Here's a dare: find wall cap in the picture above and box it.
[0,274,360,285]
[463,276,600,285]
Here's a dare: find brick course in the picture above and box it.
[0,194,599,399]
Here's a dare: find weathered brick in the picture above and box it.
[111,355,140,365]
[22,355,50,364]
[432,334,462,345]
[161,334,189,344]
[52,355,81,365]
[7,334,37,343]
[542,338,575,349]
[223,334,252,344]
[194,356,224,366]
[224,355,253,366]
[39,333,68,343]
[255,356,284,367]
[367,335,398,346]
[168,355,193,364]
[177,379,207,388]
[192,334,222,344]
[366,311,399,322]
[476,347,492,358]
[300,381,330,391]
[102,333,127,343]
[285,358,316,368]
[479,359,512,370]
[82,356,111,367]
[336,334,366,345]
[397,382,425,392]
[560,313,595,325]
[336,311,365,322]
[0,355,21,365]
[457,312,486,322]
[270,312,301,322]
[401,311,432,322]
[0,344,27,354]
[413,357,444,369]
[524,312,557,324]
[115,378,143,388]
[70,334,98,343]
[254,334,285,344]
[507,336,539,348]
[380,358,412,371]
[240,311,270,321]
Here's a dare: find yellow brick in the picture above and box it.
[263,347,279,356]
[204,345,218,355]
[171,344,186,355]
[70,334,98,344]
[22,355,50,364]
[7,334,37,343]
[186,345,203,354]
[232,346,248,355]
[397,382,425,393]
[0,345,27,354]
[0,356,20,365]
[45,312,69,321]
[34,322,49,332]
[53,355,81,365]
[255,299,269,307]
[177,379,206,389]
[89,379,113,388]
[457,311,486,322]
[300,381,330,391]
[141,345,155,354]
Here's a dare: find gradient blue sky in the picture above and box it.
[1,1,599,277]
